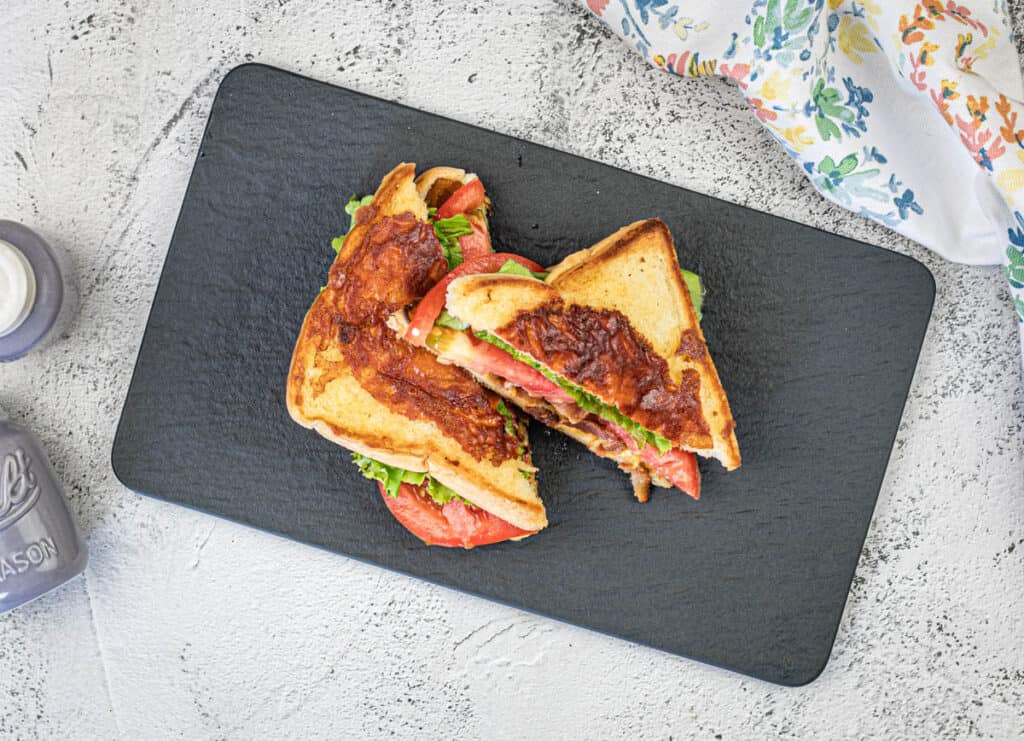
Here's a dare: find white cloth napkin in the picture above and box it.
[582,0,1024,358]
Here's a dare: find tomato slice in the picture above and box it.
[458,222,492,262]
[436,179,486,219]
[606,424,701,499]
[405,253,546,345]
[377,481,533,548]
[462,335,574,402]
[644,447,701,500]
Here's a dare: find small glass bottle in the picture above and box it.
[0,405,87,612]
[0,221,77,362]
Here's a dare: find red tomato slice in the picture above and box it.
[458,222,492,262]
[405,253,546,345]
[462,335,574,403]
[377,481,533,548]
[643,447,701,500]
[606,424,701,499]
[436,179,486,219]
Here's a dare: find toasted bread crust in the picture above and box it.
[414,167,489,234]
[287,163,546,531]
[415,166,467,201]
[447,219,740,470]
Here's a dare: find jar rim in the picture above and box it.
[0,221,64,362]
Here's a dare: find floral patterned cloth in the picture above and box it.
[582,0,1024,359]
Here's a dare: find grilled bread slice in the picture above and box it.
[445,218,740,471]
[287,163,546,532]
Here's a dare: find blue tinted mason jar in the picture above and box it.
[0,406,88,612]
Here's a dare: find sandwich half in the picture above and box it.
[408,218,739,502]
[287,163,546,547]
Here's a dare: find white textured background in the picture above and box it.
[2,1,1023,738]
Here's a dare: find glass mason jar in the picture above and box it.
[0,408,87,612]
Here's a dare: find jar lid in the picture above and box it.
[0,221,65,363]
[0,239,37,337]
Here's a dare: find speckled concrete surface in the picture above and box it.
[1,1,1022,738]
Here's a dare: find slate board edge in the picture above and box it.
[224,63,939,281]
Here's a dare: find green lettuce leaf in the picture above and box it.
[496,400,526,459]
[474,331,672,455]
[351,452,468,505]
[351,453,425,498]
[434,309,469,331]
[497,259,549,281]
[425,476,462,505]
[681,269,703,320]
[332,194,375,254]
[346,194,374,229]
[433,214,473,270]
[496,400,516,437]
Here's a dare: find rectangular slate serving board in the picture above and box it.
[112,64,934,686]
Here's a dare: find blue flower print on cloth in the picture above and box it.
[583,0,1024,359]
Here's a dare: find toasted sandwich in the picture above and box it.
[287,163,546,547]
[404,218,740,502]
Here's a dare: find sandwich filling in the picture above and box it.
[471,330,674,454]
[352,452,534,548]
[418,264,708,501]
[466,329,701,500]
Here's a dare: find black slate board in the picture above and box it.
[112,64,934,686]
